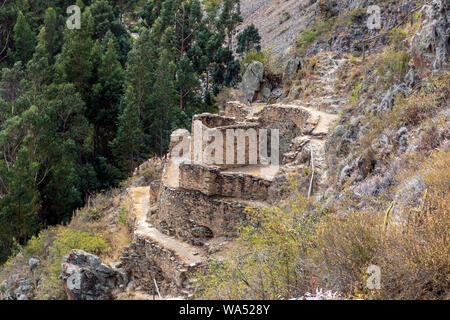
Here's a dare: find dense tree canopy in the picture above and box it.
[0,0,259,263]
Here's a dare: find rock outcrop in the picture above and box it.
[241,61,265,102]
[61,250,126,300]
[411,0,450,77]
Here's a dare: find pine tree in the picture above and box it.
[0,62,23,115]
[43,7,61,62]
[111,85,143,171]
[237,24,261,55]
[91,38,125,157]
[56,6,94,99]
[149,49,177,155]
[0,146,40,245]
[10,11,36,63]
[123,29,154,120]
[217,0,242,49]
[26,28,51,99]
[176,55,199,110]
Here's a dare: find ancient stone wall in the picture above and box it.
[120,236,202,296]
[179,164,219,196]
[256,105,310,156]
[149,179,160,205]
[223,101,253,121]
[155,185,252,243]
[179,163,271,200]
[192,113,237,128]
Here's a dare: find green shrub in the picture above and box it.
[376,49,410,86]
[240,49,268,73]
[88,209,103,221]
[118,206,128,225]
[297,29,318,50]
[194,195,321,300]
[348,7,366,24]
[388,28,407,50]
[279,11,291,24]
[36,229,108,299]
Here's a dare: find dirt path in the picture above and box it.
[130,186,205,266]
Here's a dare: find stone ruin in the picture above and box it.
[118,99,338,298]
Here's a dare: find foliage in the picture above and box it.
[195,189,322,299]
[0,0,245,262]
[236,24,261,55]
[240,49,268,72]
[195,147,449,300]
[376,49,410,87]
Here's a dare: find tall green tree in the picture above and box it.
[10,11,36,64]
[55,7,94,99]
[0,62,23,115]
[123,29,154,120]
[26,29,51,100]
[237,24,261,55]
[91,38,125,158]
[149,49,178,155]
[0,146,40,246]
[42,7,62,62]
[111,85,143,171]
[217,0,242,49]
[176,55,199,110]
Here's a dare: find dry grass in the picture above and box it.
[0,162,162,300]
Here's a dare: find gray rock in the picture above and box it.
[284,58,300,80]
[260,83,271,101]
[411,0,449,76]
[379,84,409,112]
[29,258,40,271]
[271,88,283,98]
[61,249,126,300]
[404,68,418,88]
[397,127,408,152]
[339,165,353,184]
[332,125,346,137]
[240,61,264,102]
[17,294,28,300]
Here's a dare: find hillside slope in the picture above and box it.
[1,0,448,301]
[238,0,316,55]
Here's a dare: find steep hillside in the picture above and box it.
[238,0,316,55]
[1,0,448,301]
[197,0,449,300]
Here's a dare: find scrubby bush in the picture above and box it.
[376,49,410,86]
[297,29,318,50]
[195,148,449,300]
[240,49,268,73]
[194,195,321,300]
[35,229,108,299]
[388,28,407,50]
[391,73,449,127]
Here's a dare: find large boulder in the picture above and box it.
[240,61,264,102]
[284,58,300,80]
[28,258,40,271]
[61,249,127,300]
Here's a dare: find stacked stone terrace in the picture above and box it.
[122,99,338,297]
[152,102,314,243]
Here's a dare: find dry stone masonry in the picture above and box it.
[120,54,346,297]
